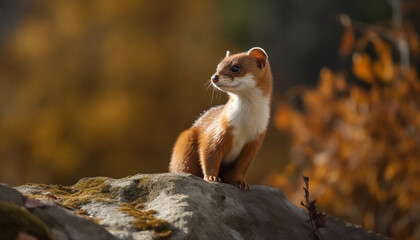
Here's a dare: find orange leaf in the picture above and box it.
[372,38,394,83]
[352,53,375,83]
[339,25,355,56]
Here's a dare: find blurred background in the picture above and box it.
[0,0,419,239]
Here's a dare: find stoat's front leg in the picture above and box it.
[221,133,266,191]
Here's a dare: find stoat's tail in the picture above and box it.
[169,129,202,177]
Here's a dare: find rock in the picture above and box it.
[0,183,117,240]
[0,173,388,240]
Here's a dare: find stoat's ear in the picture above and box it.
[247,47,268,69]
[226,50,231,58]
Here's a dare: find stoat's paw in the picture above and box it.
[204,175,221,183]
[234,181,250,191]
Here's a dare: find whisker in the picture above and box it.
[204,81,212,92]
[216,90,222,103]
[203,80,209,87]
[204,81,211,93]
[210,87,215,106]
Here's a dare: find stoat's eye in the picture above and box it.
[231,65,240,72]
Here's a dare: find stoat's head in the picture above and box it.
[211,47,272,97]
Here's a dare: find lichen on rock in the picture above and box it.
[27,177,114,209]
[22,175,172,239]
[8,173,388,240]
[119,198,171,238]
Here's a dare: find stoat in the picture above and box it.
[169,47,273,191]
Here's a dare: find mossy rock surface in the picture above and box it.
[9,173,389,240]
[18,175,172,240]
[0,183,116,240]
[27,177,114,209]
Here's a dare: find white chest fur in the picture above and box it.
[223,77,270,164]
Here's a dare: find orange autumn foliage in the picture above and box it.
[270,27,420,239]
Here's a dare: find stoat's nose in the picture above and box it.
[211,74,219,83]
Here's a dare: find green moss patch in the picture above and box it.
[137,176,151,187]
[0,202,53,240]
[119,198,172,239]
[25,176,171,238]
[28,177,113,209]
